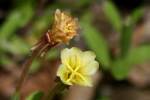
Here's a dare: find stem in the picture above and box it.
[45,81,67,100]
[16,42,49,93]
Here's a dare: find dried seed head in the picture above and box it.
[50,9,79,43]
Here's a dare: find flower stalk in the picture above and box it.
[16,33,57,93]
[44,80,67,100]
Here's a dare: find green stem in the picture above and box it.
[45,81,67,100]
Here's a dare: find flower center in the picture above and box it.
[65,55,86,83]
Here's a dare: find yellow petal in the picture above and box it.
[79,51,99,75]
[81,61,99,75]
[57,64,64,77]
[57,64,72,85]
[82,51,96,63]
[73,75,92,87]
[61,47,82,65]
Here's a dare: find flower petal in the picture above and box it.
[57,64,72,85]
[61,47,82,64]
[82,51,96,64]
[82,61,99,75]
[73,75,92,87]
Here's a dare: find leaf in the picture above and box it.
[131,7,144,25]
[126,46,150,64]
[11,92,20,100]
[120,17,133,57]
[112,46,150,80]
[0,36,30,55]
[75,0,92,7]
[99,96,110,100]
[0,3,33,58]
[0,55,13,67]
[25,91,44,100]
[80,13,110,69]
[0,12,21,39]
[103,1,122,33]
[28,6,53,36]
[120,7,144,57]
[111,59,129,80]
[0,3,34,40]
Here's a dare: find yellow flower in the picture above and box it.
[57,47,99,87]
[51,9,79,43]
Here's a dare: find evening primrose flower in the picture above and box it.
[50,9,79,43]
[57,47,99,87]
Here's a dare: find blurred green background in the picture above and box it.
[0,0,150,100]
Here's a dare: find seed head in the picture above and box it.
[50,9,79,43]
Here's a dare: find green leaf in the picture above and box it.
[98,96,110,100]
[75,0,92,7]
[0,36,30,55]
[111,59,129,80]
[28,6,53,37]
[131,7,144,25]
[120,7,144,57]
[11,92,20,100]
[103,1,122,33]
[26,91,44,100]
[0,4,34,39]
[126,46,150,64]
[80,13,110,69]
[0,12,21,39]
[120,17,133,57]
[0,55,13,67]
[112,46,150,80]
